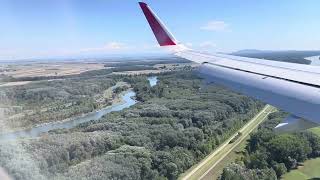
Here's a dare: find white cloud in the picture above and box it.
[0,42,169,60]
[201,20,230,32]
[199,41,217,48]
[80,42,127,52]
[104,42,126,50]
[185,42,193,48]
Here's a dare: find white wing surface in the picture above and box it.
[139,2,320,126]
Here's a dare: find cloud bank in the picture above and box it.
[201,20,230,32]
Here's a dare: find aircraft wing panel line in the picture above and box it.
[187,50,320,75]
[176,50,320,87]
[138,2,320,126]
[209,53,320,74]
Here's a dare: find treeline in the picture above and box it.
[230,50,320,64]
[220,111,320,180]
[103,57,190,67]
[0,71,264,180]
[76,72,264,179]
[0,73,131,129]
[0,65,141,83]
[0,62,168,130]
[0,58,188,83]
[0,132,123,180]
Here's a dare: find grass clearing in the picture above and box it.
[282,127,320,180]
[282,158,320,180]
[309,127,320,136]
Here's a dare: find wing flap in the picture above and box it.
[139,2,320,88]
[176,50,320,87]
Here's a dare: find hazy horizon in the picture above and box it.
[1,0,320,60]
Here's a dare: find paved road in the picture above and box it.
[179,105,275,180]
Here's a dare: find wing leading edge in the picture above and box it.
[138,2,320,126]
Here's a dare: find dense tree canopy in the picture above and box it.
[221,111,320,180]
[0,70,264,180]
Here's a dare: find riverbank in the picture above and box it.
[0,90,136,141]
[0,76,158,140]
[0,71,267,180]
[0,81,129,133]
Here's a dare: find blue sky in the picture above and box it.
[0,0,319,60]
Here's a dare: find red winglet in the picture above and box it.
[139,2,177,46]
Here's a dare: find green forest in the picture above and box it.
[0,74,123,130]
[0,60,189,131]
[219,51,320,180]
[0,69,264,180]
[219,112,320,180]
[2,51,319,180]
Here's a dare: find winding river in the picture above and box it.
[0,76,158,141]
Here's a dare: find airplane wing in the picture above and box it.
[138,2,320,129]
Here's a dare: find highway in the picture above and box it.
[179,105,276,180]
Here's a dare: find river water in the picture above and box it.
[0,76,158,140]
[148,76,158,87]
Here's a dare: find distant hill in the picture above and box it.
[230,50,320,64]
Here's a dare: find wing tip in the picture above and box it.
[138,2,147,7]
[138,1,177,46]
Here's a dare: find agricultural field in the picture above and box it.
[0,63,105,78]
